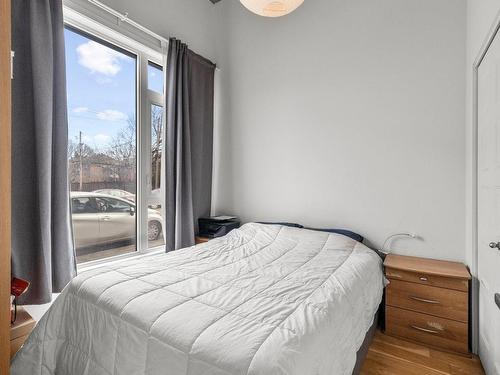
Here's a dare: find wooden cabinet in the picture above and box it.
[387,279,468,322]
[195,236,211,244]
[10,308,35,359]
[384,254,471,355]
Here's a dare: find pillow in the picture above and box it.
[258,222,304,228]
[306,227,364,243]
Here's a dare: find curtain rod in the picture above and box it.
[88,0,168,45]
[87,0,220,71]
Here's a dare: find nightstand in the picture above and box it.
[384,254,471,355]
[195,236,211,244]
[10,307,36,359]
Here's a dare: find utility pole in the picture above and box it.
[79,131,83,191]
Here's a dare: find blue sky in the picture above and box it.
[64,27,163,150]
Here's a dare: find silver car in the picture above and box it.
[70,192,163,249]
[92,189,135,203]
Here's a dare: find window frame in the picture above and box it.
[64,7,166,268]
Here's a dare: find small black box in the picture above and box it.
[198,216,240,238]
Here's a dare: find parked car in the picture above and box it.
[149,188,162,209]
[92,189,135,203]
[93,188,162,210]
[70,192,163,249]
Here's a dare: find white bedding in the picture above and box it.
[11,223,384,375]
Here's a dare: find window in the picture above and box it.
[148,62,164,94]
[96,197,133,213]
[150,105,163,191]
[148,103,164,248]
[146,63,165,249]
[64,13,165,264]
[71,197,97,214]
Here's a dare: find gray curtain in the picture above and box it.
[11,0,76,304]
[165,38,215,251]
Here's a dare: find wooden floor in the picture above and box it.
[360,331,485,375]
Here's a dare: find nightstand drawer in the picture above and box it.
[386,280,468,322]
[10,335,29,359]
[385,268,468,292]
[10,308,36,359]
[386,306,468,354]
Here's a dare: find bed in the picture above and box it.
[11,223,384,375]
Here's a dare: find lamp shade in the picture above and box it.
[240,0,305,17]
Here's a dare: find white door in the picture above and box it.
[478,26,500,375]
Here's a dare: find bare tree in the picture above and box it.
[108,118,135,162]
[151,106,163,150]
[68,136,96,187]
[68,110,163,192]
[106,115,137,183]
[68,136,94,160]
[151,106,163,190]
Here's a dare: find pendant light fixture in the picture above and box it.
[240,0,305,17]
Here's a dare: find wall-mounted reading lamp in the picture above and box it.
[381,232,418,254]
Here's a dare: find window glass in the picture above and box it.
[96,197,133,213]
[65,26,137,263]
[148,104,164,249]
[71,197,97,214]
[148,62,164,94]
[151,104,163,191]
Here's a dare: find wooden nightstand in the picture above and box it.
[195,236,211,244]
[10,307,35,359]
[384,254,471,355]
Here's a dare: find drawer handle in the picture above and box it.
[419,276,428,282]
[410,325,440,334]
[409,295,440,304]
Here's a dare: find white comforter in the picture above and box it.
[11,223,384,375]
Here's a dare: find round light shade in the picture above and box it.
[240,0,305,17]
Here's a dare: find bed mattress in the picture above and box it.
[11,223,384,375]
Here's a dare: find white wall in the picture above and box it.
[465,1,500,269]
[213,0,467,261]
[100,0,218,61]
[88,0,468,261]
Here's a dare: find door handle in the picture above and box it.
[488,242,500,250]
[101,216,111,221]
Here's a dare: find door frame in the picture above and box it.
[472,6,500,356]
[0,0,10,371]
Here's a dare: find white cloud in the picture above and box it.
[93,134,112,145]
[73,106,89,113]
[96,109,128,122]
[76,41,126,76]
[82,135,93,143]
[79,134,112,148]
